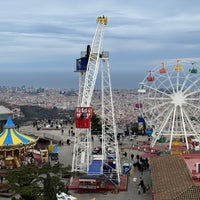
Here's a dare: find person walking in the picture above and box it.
[131,153,134,160]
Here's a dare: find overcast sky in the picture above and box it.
[0,0,200,88]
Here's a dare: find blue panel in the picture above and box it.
[14,130,30,143]
[4,116,15,128]
[138,117,145,122]
[88,160,102,175]
[145,129,153,135]
[53,145,58,153]
[3,129,13,145]
[76,57,88,71]
[122,163,131,174]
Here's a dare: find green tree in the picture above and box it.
[43,173,65,200]
[5,164,66,200]
[6,165,41,200]
[130,122,138,134]
[91,113,102,134]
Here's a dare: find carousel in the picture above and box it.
[0,116,37,169]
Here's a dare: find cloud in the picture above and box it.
[0,0,200,88]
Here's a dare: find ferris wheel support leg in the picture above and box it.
[151,134,159,147]
[169,107,177,150]
[184,135,189,150]
[180,106,189,150]
[169,139,172,150]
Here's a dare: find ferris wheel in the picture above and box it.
[137,58,200,150]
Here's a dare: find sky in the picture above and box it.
[0,0,200,89]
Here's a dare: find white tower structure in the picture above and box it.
[101,55,121,184]
[72,16,120,184]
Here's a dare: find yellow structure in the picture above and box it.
[96,16,108,25]
[0,116,37,169]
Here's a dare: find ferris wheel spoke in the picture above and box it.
[184,103,200,118]
[169,106,177,149]
[143,84,171,98]
[185,102,200,111]
[155,75,174,94]
[176,71,180,92]
[180,106,189,149]
[183,109,199,135]
[166,72,176,93]
[156,104,174,129]
[186,98,200,101]
[183,77,200,95]
[146,103,173,130]
[146,97,171,101]
[185,89,200,98]
[180,73,191,92]
[143,98,171,114]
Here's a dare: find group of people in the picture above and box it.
[130,153,151,195]
[133,154,150,174]
[138,177,150,194]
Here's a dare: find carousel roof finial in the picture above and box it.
[4,116,15,128]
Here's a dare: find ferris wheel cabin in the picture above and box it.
[138,83,146,93]
[138,89,146,93]
[159,63,167,74]
[147,75,154,82]
[174,61,183,71]
[189,67,198,74]
[135,103,143,108]
[75,107,93,128]
[160,67,167,74]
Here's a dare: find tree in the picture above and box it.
[130,122,138,134]
[91,113,102,134]
[6,165,41,200]
[5,164,66,200]
[43,173,65,200]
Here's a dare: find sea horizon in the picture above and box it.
[0,70,145,90]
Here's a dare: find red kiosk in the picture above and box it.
[75,107,93,128]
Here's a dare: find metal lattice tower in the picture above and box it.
[72,16,108,173]
[101,55,121,184]
[72,16,120,185]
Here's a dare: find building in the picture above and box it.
[0,106,13,132]
[150,155,200,200]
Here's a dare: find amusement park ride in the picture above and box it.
[72,16,121,185]
[136,59,200,150]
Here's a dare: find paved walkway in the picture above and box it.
[15,125,153,200]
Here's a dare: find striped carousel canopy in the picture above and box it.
[0,116,36,146]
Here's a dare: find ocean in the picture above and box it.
[0,70,144,89]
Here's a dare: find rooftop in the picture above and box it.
[150,155,200,200]
[0,106,12,120]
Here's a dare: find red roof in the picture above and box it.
[150,155,200,200]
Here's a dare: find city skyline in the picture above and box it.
[0,0,200,89]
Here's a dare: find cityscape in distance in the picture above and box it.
[0,85,138,128]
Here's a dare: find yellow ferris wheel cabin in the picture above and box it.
[174,60,183,71]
